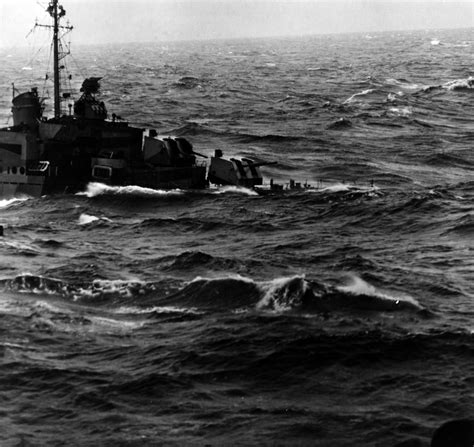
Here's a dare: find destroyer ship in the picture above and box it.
[0,0,268,197]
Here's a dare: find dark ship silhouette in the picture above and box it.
[0,0,268,197]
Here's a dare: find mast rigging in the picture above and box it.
[35,0,73,118]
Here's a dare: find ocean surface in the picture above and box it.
[0,27,473,446]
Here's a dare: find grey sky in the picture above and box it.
[0,1,473,47]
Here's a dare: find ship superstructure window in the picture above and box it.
[92,166,112,179]
[27,161,50,174]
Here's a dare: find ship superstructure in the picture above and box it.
[0,0,209,196]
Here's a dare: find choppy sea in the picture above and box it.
[0,27,473,446]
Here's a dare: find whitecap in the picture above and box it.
[0,240,39,254]
[78,213,100,225]
[387,93,398,102]
[343,89,375,104]
[337,276,421,309]
[256,275,308,312]
[77,182,184,198]
[212,185,259,196]
[388,106,413,117]
[70,279,151,301]
[317,183,379,193]
[190,273,255,284]
[87,315,144,330]
[443,76,473,91]
[114,305,202,315]
[0,197,29,208]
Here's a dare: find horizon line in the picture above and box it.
[1,25,471,50]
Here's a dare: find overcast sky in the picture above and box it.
[0,0,472,47]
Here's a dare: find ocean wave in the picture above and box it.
[78,213,100,225]
[0,197,30,208]
[307,67,328,72]
[343,88,375,104]
[336,276,422,310]
[421,77,473,94]
[166,122,223,137]
[172,76,204,89]
[209,185,259,196]
[388,106,413,117]
[256,276,312,312]
[385,78,421,90]
[297,183,382,204]
[136,216,268,234]
[75,279,155,301]
[425,152,473,168]
[319,183,378,194]
[243,330,474,386]
[0,240,40,257]
[161,123,312,145]
[0,270,427,316]
[0,294,144,335]
[114,305,202,316]
[443,214,474,236]
[234,132,309,144]
[326,117,352,130]
[161,251,240,272]
[33,238,64,248]
[77,182,185,198]
[157,273,425,315]
[78,213,112,226]
[0,275,77,297]
[443,76,473,91]
[0,274,157,303]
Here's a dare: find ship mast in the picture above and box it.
[37,0,73,119]
[52,0,61,118]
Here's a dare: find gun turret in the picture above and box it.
[208,155,272,187]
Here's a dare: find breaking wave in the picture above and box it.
[443,76,474,91]
[0,197,30,208]
[209,185,259,196]
[0,273,424,315]
[77,182,185,198]
[78,213,113,226]
[337,276,422,310]
[421,77,474,94]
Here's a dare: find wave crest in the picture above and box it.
[0,273,425,315]
[0,197,30,208]
[336,276,422,310]
[257,276,312,311]
[77,182,184,198]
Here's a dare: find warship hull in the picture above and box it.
[0,0,257,198]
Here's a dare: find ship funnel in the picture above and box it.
[11,88,42,127]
